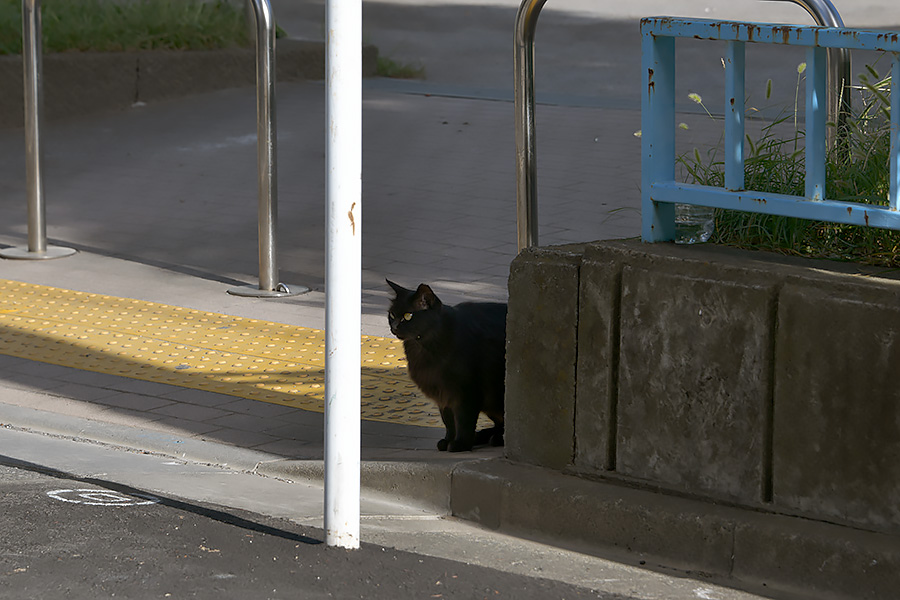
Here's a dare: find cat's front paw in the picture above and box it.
[437,439,449,451]
[447,440,473,452]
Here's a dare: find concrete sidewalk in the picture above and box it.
[0,76,644,456]
[0,0,653,552]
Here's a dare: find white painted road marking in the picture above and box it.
[46,488,160,506]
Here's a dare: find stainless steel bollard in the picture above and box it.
[228,0,306,297]
[0,0,75,260]
[769,0,851,147]
[513,0,547,252]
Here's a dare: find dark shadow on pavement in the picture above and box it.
[0,453,324,545]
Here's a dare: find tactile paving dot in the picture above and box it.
[0,280,491,429]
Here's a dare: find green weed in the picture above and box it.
[0,0,251,54]
[678,62,900,268]
[376,56,425,80]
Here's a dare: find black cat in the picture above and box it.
[386,280,506,452]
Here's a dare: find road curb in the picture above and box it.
[450,458,900,600]
[0,401,273,472]
[0,400,475,516]
[255,458,485,515]
[0,39,378,129]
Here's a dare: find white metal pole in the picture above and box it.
[324,0,362,549]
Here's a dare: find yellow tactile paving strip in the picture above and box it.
[0,279,479,429]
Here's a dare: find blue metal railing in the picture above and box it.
[641,17,900,242]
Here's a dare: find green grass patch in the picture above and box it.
[678,62,900,268]
[376,56,425,80]
[0,0,253,54]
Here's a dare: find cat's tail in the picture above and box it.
[474,426,504,447]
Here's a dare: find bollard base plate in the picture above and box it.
[226,282,309,298]
[0,245,77,260]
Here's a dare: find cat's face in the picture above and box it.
[386,280,442,342]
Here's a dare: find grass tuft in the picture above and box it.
[376,56,425,80]
[678,61,900,268]
[0,0,252,54]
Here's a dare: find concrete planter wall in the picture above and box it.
[0,40,378,129]
[492,239,900,598]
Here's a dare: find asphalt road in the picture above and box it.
[0,457,619,600]
[272,0,900,114]
[0,422,640,600]
[0,415,770,600]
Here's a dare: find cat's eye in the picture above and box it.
[403,312,413,321]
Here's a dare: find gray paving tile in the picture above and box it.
[151,417,224,437]
[262,408,324,428]
[51,368,135,387]
[359,447,446,460]
[206,412,274,433]
[0,355,29,369]
[92,407,168,429]
[262,421,324,441]
[359,432,441,450]
[361,419,442,440]
[4,360,80,380]
[92,392,175,412]
[99,378,186,398]
[160,387,237,407]
[208,427,279,449]
[48,382,120,402]
[252,439,323,459]
[216,398,299,418]
[0,371,68,393]
[150,403,233,423]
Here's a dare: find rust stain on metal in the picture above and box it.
[873,31,900,50]
[657,17,674,28]
[865,211,870,226]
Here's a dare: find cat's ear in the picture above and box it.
[386,279,408,297]
[413,284,441,310]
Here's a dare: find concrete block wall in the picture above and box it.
[505,248,580,470]
[506,239,900,535]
